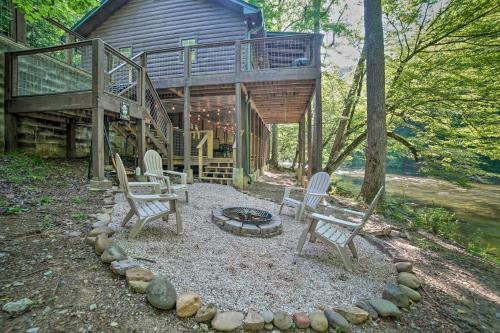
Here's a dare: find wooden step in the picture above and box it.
[199,176,232,185]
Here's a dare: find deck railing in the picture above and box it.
[6,40,142,106]
[143,34,317,82]
[8,40,93,97]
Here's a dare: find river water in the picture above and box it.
[333,170,500,258]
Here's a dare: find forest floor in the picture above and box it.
[0,156,499,332]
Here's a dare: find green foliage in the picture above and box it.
[12,0,98,24]
[0,198,26,215]
[467,234,496,260]
[413,207,458,239]
[40,215,55,231]
[0,152,54,185]
[71,212,87,221]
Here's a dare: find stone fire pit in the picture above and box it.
[212,206,282,237]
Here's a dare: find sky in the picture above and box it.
[323,0,364,70]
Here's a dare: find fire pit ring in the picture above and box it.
[222,207,273,225]
[212,207,282,238]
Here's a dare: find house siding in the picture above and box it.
[88,0,248,54]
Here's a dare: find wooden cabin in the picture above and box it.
[1,0,322,189]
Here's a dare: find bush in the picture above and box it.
[413,207,458,239]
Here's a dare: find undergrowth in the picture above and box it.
[0,152,56,185]
[382,196,496,262]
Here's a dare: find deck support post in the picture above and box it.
[89,38,111,190]
[91,104,106,184]
[233,81,244,189]
[137,115,146,172]
[183,85,193,183]
[66,118,76,158]
[306,103,312,176]
[312,78,322,174]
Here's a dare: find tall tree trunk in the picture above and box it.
[361,0,387,203]
[270,124,279,167]
[324,46,366,174]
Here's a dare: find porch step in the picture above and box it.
[199,176,232,185]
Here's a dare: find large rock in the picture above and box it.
[128,280,150,294]
[395,262,413,273]
[211,312,244,331]
[243,311,265,331]
[383,283,410,308]
[176,292,202,318]
[262,309,273,323]
[195,303,217,322]
[355,300,378,320]
[95,234,112,255]
[324,310,350,332]
[399,284,422,302]
[273,311,292,330]
[2,298,33,315]
[309,311,328,332]
[89,226,114,237]
[332,306,369,324]
[126,268,155,283]
[398,272,421,289]
[292,312,310,329]
[101,244,127,263]
[110,260,139,275]
[368,299,401,318]
[146,277,177,310]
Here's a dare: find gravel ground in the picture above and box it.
[110,182,395,313]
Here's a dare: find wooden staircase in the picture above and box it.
[199,158,234,185]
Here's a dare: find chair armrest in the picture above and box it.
[311,213,360,229]
[129,193,178,202]
[325,205,365,217]
[164,170,187,185]
[307,192,329,197]
[283,185,305,199]
[144,172,168,180]
[128,181,161,194]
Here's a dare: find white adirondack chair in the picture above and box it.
[295,186,384,271]
[115,153,182,239]
[143,150,189,202]
[279,171,331,221]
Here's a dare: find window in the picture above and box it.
[180,38,197,63]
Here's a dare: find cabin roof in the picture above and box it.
[73,0,263,37]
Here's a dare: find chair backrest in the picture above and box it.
[144,150,167,186]
[115,153,130,194]
[304,172,330,209]
[347,186,384,242]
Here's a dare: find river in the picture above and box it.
[333,170,500,259]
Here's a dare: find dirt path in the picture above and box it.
[1,158,499,332]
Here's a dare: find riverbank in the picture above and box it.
[332,169,500,260]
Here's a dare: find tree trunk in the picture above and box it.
[361,0,387,203]
[270,124,279,167]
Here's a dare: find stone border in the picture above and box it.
[81,187,424,332]
[211,208,282,238]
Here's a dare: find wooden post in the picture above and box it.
[311,34,323,174]
[91,39,105,181]
[298,116,305,182]
[4,113,17,152]
[235,82,242,168]
[66,119,76,158]
[183,85,191,173]
[183,45,192,176]
[92,104,105,181]
[137,117,146,171]
[306,103,312,176]
[65,34,76,64]
[12,8,26,44]
[4,52,16,152]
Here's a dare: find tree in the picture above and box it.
[12,0,97,24]
[360,0,387,202]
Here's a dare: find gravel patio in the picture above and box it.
[109,182,395,313]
